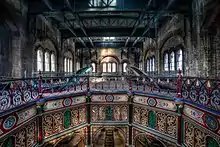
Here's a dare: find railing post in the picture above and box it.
[87,76,90,92]
[38,70,42,98]
[206,78,211,106]
[176,69,182,98]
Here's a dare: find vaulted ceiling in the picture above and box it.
[28,0,191,48]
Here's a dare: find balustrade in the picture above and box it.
[0,71,219,113]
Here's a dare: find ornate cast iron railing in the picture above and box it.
[0,71,219,113]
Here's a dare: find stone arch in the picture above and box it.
[54,133,85,147]
[93,127,126,146]
[158,28,184,52]
[98,55,120,65]
[134,133,166,147]
[206,135,220,147]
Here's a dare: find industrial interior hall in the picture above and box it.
[0,0,220,146]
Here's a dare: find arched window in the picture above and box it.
[146,59,150,72]
[139,62,143,70]
[176,49,183,71]
[123,62,127,73]
[69,60,73,72]
[51,53,55,72]
[64,58,67,72]
[103,63,107,72]
[45,52,50,71]
[37,49,43,71]
[152,57,155,72]
[64,51,73,72]
[108,63,112,72]
[164,53,169,71]
[170,51,175,71]
[91,63,96,73]
[76,62,80,71]
[112,62,116,72]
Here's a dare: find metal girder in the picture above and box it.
[125,0,154,47]
[42,0,87,48]
[75,42,143,49]
[64,1,94,47]
[131,0,178,46]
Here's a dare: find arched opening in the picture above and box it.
[93,127,126,147]
[134,134,165,147]
[101,56,118,74]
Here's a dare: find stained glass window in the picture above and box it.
[37,50,43,71]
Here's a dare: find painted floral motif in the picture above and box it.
[185,122,194,147]
[79,107,86,123]
[98,106,105,120]
[3,116,16,130]
[194,128,206,147]
[133,107,140,123]
[166,115,177,137]
[91,106,98,122]
[157,112,166,133]
[15,128,26,147]
[71,109,79,125]
[43,115,53,137]
[113,106,120,121]
[140,109,148,126]
[204,114,218,131]
[53,112,63,133]
[121,106,128,121]
[26,122,36,147]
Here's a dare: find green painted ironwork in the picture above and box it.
[64,111,71,129]
[148,111,156,129]
[3,136,13,147]
[105,106,113,120]
[207,137,219,147]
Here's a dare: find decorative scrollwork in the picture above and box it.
[157,112,166,133]
[166,115,177,137]
[211,89,220,111]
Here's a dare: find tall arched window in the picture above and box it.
[76,62,80,71]
[103,63,107,72]
[51,53,55,72]
[37,49,43,71]
[112,63,116,72]
[152,57,155,72]
[45,52,50,71]
[176,49,183,71]
[146,59,150,72]
[108,63,112,72]
[164,53,169,71]
[170,51,175,71]
[64,51,73,72]
[91,63,96,73]
[123,62,127,73]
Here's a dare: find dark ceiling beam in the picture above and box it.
[42,0,87,48]
[132,0,177,46]
[65,0,94,48]
[125,0,154,47]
